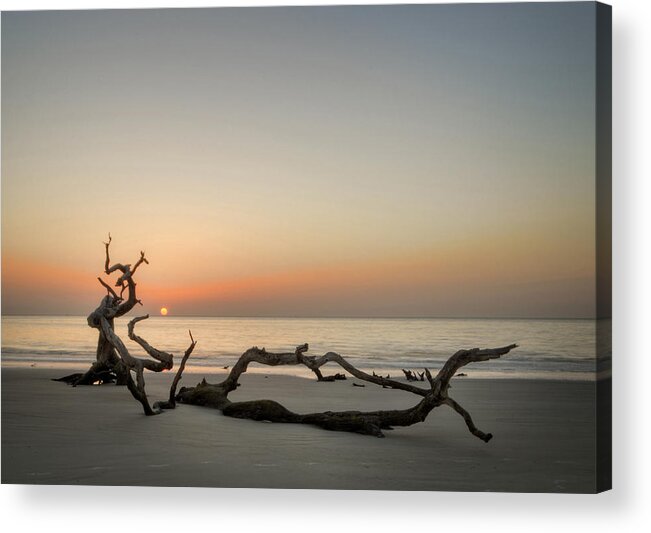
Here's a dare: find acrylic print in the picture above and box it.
[1,2,611,492]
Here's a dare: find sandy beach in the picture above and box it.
[1,366,598,492]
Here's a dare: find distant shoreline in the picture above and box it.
[1,314,601,320]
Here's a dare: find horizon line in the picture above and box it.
[1,313,603,321]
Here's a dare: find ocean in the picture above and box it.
[1,316,609,380]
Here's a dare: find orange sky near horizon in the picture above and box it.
[1,223,595,317]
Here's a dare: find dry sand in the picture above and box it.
[1,366,597,492]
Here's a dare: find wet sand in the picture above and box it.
[1,367,598,492]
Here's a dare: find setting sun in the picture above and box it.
[160,307,168,316]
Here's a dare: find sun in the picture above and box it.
[160,307,168,316]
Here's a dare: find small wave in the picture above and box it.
[1,346,93,357]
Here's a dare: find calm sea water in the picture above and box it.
[1,316,609,380]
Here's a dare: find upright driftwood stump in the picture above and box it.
[55,235,196,414]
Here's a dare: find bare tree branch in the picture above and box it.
[432,344,518,396]
[424,367,435,389]
[127,315,173,371]
[103,233,112,274]
[216,345,429,397]
[131,251,149,276]
[155,331,197,410]
[443,397,493,442]
[97,277,121,301]
[168,331,196,405]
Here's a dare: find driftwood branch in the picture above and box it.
[99,234,147,318]
[127,315,173,371]
[213,345,429,397]
[431,344,518,395]
[97,277,120,301]
[99,314,188,415]
[168,331,196,405]
[154,331,197,410]
[443,397,493,442]
[59,235,166,395]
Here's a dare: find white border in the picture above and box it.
[2,1,650,531]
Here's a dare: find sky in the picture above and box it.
[2,3,599,318]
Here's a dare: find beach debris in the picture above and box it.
[52,370,116,386]
[318,373,347,382]
[352,382,366,387]
[402,369,415,381]
[222,365,229,369]
[401,369,427,382]
[455,373,468,378]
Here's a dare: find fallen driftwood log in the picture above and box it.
[175,343,517,440]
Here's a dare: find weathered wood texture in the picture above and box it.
[56,236,192,415]
[176,343,518,440]
[65,234,150,386]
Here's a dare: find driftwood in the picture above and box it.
[56,235,518,441]
[56,235,195,415]
[175,342,517,440]
[402,369,426,382]
[318,372,347,382]
[153,331,197,411]
[52,370,116,385]
[63,234,149,386]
